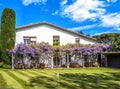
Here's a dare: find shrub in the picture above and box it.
[0,62,4,68]
[40,63,45,69]
[70,62,79,68]
[93,62,99,67]
[53,42,60,46]
[2,64,11,69]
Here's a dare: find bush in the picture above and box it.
[85,62,93,67]
[93,62,99,67]
[53,42,60,46]
[0,62,4,68]
[40,63,45,69]
[0,62,11,69]
[2,64,11,69]
[70,62,79,68]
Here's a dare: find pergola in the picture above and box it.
[10,43,111,69]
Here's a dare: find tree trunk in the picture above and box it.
[12,54,14,69]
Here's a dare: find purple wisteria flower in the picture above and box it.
[9,43,111,57]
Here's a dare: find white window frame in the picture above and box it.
[23,36,37,45]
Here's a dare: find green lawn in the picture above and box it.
[0,68,120,89]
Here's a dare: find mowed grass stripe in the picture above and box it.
[22,70,39,76]
[35,69,62,75]
[29,69,77,77]
[40,69,74,75]
[46,68,102,74]
[7,71,30,89]
[24,70,55,79]
[1,71,23,89]
[17,70,35,78]
[18,70,38,77]
[29,70,55,77]
[0,73,7,87]
[10,71,30,81]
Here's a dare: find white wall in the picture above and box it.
[16,24,96,45]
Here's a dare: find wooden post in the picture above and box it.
[51,57,53,68]
[104,55,108,67]
[100,54,103,67]
[67,53,69,68]
[82,55,85,68]
[12,54,14,69]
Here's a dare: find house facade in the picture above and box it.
[16,22,97,45]
[15,22,98,68]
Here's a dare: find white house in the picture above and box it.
[15,22,98,68]
[16,22,97,45]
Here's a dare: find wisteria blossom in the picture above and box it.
[10,43,111,69]
[10,43,111,57]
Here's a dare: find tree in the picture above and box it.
[0,8,16,64]
[0,19,1,62]
[76,30,84,34]
[111,36,120,51]
[93,33,120,45]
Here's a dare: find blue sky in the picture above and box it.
[0,0,120,36]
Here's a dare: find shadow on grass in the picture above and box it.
[26,75,58,89]
[0,74,7,87]
[26,72,120,89]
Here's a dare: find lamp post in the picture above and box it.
[56,73,60,87]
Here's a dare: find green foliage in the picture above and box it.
[0,8,16,64]
[103,52,120,55]
[0,20,1,61]
[93,33,120,44]
[2,64,11,69]
[53,41,60,46]
[111,36,120,51]
[0,62,11,69]
[0,62,4,68]
[93,33,120,51]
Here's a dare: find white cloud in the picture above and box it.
[94,31,112,36]
[106,0,117,3]
[61,0,106,22]
[22,0,47,6]
[101,13,120,29]
[61,0,67,6]
[70,24,97,31]
[52,10,59,15]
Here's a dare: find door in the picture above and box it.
[53,56,60,67]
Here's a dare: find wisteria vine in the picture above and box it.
[10,43,111,58]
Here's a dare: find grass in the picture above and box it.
[0,68,120,89]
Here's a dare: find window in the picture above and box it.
[53,36,60,46]
[23,36,36,45]
[75,38,80,44]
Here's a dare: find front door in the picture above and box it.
[53,56,60,67]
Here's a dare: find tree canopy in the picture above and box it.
[0,8,16,64]
[111,35,120,51]
[93,33,120,44]
[93,33,120,51]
